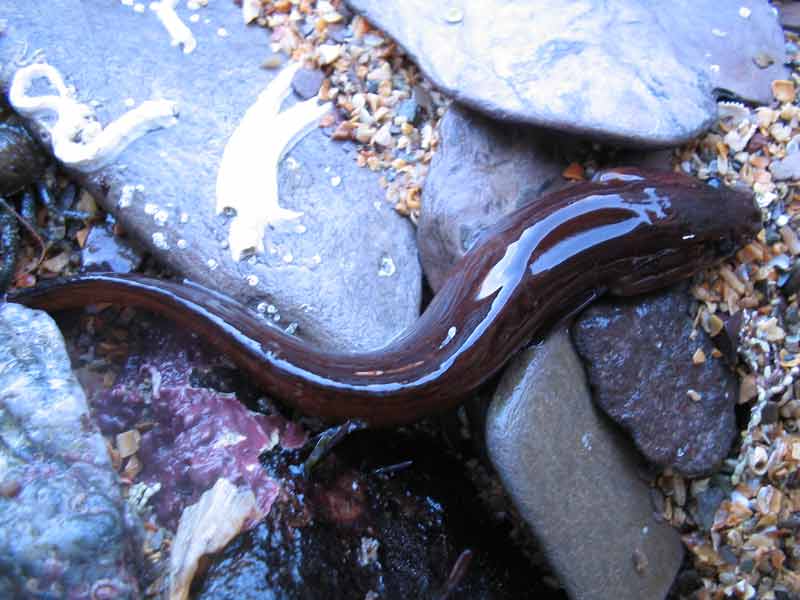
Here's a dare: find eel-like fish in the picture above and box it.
[8,168,761,425]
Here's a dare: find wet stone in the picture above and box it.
[0,120,45,196]
[291,67,326,100]
[396,98,419,124]
[485,330,684,600]
[769,152,800,181]
[418,104,570,291]
[0,303,140,598]
[345,0,786,146]
[690,485,728,532]
[81,222,143,273]
[571,285,739,477]
[0,0,420,352]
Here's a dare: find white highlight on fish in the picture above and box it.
[9,63,177,173]
[215,63,332,261]
[150,0,197,53]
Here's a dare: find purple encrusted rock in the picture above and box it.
[82,312,305,531]
[571,285,739,477]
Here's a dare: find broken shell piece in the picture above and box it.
[168,478,262,600]
[116,429,141,459]
[215,62,332,260]
[242,0,261,23]
[749,446,769,476]
[723,122,756,153]
[718,101,752,127]
[772,80,796,104]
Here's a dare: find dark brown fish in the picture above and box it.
[8,168,760,425]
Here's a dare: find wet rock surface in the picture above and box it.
[197,428,557,600]
[0,0,420,352]
[0,120,44,196]
[0,303,140,598]
[571,285,739,477]
[81,222,144,273]
[418,104,569,291]
[345,0,786,146]
[486,330,684,600]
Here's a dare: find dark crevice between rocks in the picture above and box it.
[194,428,566,600]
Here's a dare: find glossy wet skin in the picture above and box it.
[9,168,760,425]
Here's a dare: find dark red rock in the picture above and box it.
[71,310,304,531]
[571,285,738,477]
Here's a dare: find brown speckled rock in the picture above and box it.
[571,285,738,477]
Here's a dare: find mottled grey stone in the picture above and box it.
[346,0,786,146]
[486,330,683,600]
[418,104,570,291]
[0,0,420,352]
[81,222,143,273]
[572,285,738,477]
[769,151,800,181]
[291,67,325,100]
[0,303,140,598]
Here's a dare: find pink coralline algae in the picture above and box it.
[92,370,305,530]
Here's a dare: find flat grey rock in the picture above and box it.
[0,0,420,352]
[346,0,786,146]
[486,330,683,600]
[418,104,569,291]
[0,303,140,598]
[572,286,738,477]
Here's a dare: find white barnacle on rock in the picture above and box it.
[215,63,332,261]
[9,63,177,173]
